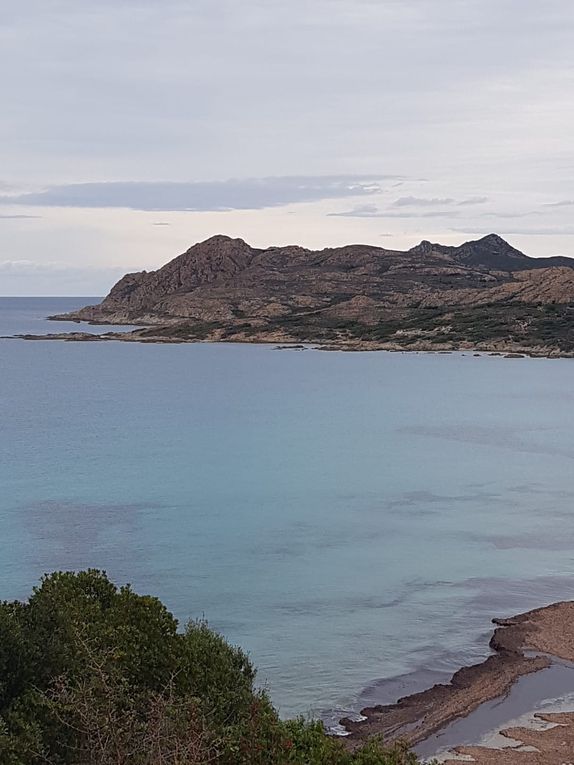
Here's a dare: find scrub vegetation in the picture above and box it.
[0,570,419,765]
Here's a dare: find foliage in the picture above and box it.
[0,571,421,764]
[268,301,574,351]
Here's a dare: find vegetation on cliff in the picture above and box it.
[51,234,574,354]
[0,570,418,764]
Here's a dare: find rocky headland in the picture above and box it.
[42,233,574,355]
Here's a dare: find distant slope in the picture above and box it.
[51,234,574,354]
[410,233,574,271]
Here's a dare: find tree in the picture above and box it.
[0,571,421,765]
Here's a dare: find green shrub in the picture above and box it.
[0,571,420,764]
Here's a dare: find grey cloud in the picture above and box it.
[451,226,574,236]
[393,196,456,207]
[2,0,574,292]
[0,181,31,194]
[543,200,574,207]
[457,196,488,206]
[479,211,542,219]
[3,0,574,187]
[0,260,126,275]
[0,214,42,220]
[392,196,488,208]
[0,176,393,212]
[328,204,460,219]
[386,210,461,219]
[328,204,385,218]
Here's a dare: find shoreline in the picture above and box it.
[342,601,574,754]
[448,710,574,763]
[10,328,574,359]
[415,660,574,760]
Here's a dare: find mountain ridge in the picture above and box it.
[50,234,574,355]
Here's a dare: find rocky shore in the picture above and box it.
[41,234,574,357]
[454,711,574,763]
[15,329,574,358]
[344,601,574,755]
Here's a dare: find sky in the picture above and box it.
[1,0,574,294]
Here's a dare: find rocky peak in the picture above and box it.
[472,233,523,255]
[453,234,528,271]
[197,234,248,248]
[476,233,511,248]
[102,235,258,312]
[169,234,256,272]
[408,239,455,259]
[409,240,438,256]
[57,233,574,348]
[179,234,255,261]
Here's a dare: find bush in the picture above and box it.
[0,571,419,764]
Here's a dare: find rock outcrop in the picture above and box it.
[51,234,574,353]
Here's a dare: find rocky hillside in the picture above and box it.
[52,234,574,354]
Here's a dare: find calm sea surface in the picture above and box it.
[1,297,574,723]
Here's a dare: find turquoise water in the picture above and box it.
[1,298,574,723]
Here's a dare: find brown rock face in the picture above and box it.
[103,235,258,314]
[53,233,574,352]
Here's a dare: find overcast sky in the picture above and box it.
[1,0,574,294]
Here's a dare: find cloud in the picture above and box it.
[0,260,43,272]
[391,195,488,208]
[2,0,574,290]
[479,211,541,219]
[328,204,385,218]
[0,181,31,195]
[0,214,42,220]
[386,210,461,219]
[457,196,489,206]
[451,226,574,237]
[543,200,574,208]
[0,260,126,275]
[392,196,456,207]
[0,175,394,212]
[328,203,463,219]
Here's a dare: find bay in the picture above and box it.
[1,297,574,722]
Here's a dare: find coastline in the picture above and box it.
[12,327,574,358]
[6,300,569,760]
[450,710,574,763]
[343,601,574,755]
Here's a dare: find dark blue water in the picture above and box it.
[2,298,574,722]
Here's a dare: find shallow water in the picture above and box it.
[1,298,574,719]
[416,661,574,758]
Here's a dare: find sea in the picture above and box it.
[2,297,574,728]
